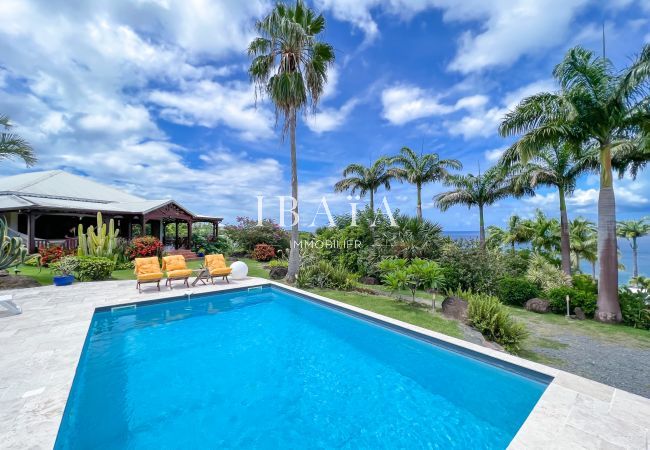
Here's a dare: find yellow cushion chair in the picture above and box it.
[134,257,163,293]
[204,254,232,284]
[162,255,192,288]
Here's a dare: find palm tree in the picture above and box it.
[499,45,650,323]
[389,147,462,220]
[569,217,597,275]
[433,166,526,248]
[334,158,393,211]
[486,225,507,250]
[248,0,335,282]
[486,215,531,251]
[501,143,589,275]
[525,209,561,256]
[385,215,443,260]
[0,115,36,166]
[617,218,650,278]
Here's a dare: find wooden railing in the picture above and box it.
[35,237,78,251]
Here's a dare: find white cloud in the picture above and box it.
[317,0,588,72]
[304,99,359,134]
[485,147,506,162]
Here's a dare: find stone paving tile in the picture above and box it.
[1,278,649,449]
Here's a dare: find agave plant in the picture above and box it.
[0,217,27,270]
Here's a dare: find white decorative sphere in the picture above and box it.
[230,261,248,279]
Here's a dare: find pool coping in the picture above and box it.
[0,278,648,449]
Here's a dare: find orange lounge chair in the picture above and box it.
[162,255,192,288]
[134,257,163,293]
[204,254,232,284]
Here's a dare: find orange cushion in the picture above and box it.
[134,257,161,276]
[205,254,227,271]
[167,269,192,279]
[137,272,163,282]
[163,255,187,271]
[209,267,232,276]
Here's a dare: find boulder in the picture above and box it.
[269,266,288,280]
[525,298,550,314]
[574,307,586,320]
[441,296,468,323]
[359,276,378,285]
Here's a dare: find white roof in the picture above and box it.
[0,170,220,219]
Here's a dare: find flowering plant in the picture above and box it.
[126,236,163,259]
[39,246,73,266]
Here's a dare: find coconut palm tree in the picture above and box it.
[486,215,531,251]
[569,217,597,275]
[248,0,335,282]
[0,115,36,166]
[499,45,650,323]
[501,143,590,275]
[486,225,507,250]
[524,209,561,256]
[433,166,527,249]
[334,158,393,211]
[389,147,462,221]
[617,218,650,278]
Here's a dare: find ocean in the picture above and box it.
[443,231,650,285]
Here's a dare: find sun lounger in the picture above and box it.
[0,294,21,316]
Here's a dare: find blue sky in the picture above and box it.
[1,0,649,231]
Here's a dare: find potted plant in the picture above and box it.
[197,247,206,257]
[52,256,79,286]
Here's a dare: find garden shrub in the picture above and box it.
[378,258,445,303]
[38,245,72,266]
[267,259,288,268]
[460,289,528,352]
[437,240,505,294]
[497,277,540,306]
[127,236,163,259]
[75,256,115,281]
[546,286,597,317]
[525,253,571,291]
[251,243,276,262]
[618,288,650,329]
[191,234,232,255]
[50,256,79,276]
[572,274,597,295]
[114,260,134,270]
[296,260,357,290]
[503,249,531,277]
[224,217,289,252]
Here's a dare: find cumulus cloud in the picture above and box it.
[304,99,359,134]
[485,147,506,162]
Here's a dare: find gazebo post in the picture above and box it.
[27,211,35,252]
[174,220,179,249]
[187,220,192,250]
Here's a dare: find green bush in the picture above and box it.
[296,260,357,290]
[547,286,597,317]
[497,277,540,306]
[572,274,597,295]
[267,259,288,268]
[75,256,115,281]
[525,253,571,291]
[460,290,528,352]
[619,288,650,329]
[503,249,532,277]
[438,240,505,294]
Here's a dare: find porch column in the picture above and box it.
[141,216,146,237]
[159,220,164,241]
[126,218,132,240]
[187,221,192,250]
[212,222,217,239]
[27,212,35,253]
[174,220,179,249]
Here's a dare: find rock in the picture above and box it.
[269,266,288,280]
[0,275,40,290]
[441,296,468,323]
[525,298,550,314]
[574,307,586,320]
[359,276,378,285]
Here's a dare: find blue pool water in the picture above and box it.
[55,286,548,449]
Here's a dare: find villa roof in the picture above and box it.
[0,170,221,221]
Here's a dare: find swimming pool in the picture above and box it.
[55,285,549,449]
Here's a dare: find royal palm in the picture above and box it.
[570,217,597,276]
[334,158,393,211]
[390,147,461,220]
[617,218,650,278]
[0,115,36,166]
[499,45,650,322]
[248,0,335,282]
[434,166,525,249]
[502,143,589,275]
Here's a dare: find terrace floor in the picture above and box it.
[0,279,649,449]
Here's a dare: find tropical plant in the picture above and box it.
[437,239,506,294]
[569,217,597,275]
[486,215,531,251]
[0,115,36,166]
[296,260,357,290]
[38,245,72,267]
[618,288,650,329]
[434,165,527,248]
[379,258,444,306]
[381,215,443,260]
[127,236,163,259]
[77,212,119,260]
[51,256,79,277]
[225,217,290,253]
[525,253,572,292]
[496,277,541,307]
[334,158,394,211]
[75,256,115,281]
[501,143,590,274]
[617,218,650,278]
[251,243,276,262]
[248,0,335,282]
[547,286,597,317]
[389,147,461,220]
[0,217,27,269]
[524,209,561,257]
[499,44,650,323]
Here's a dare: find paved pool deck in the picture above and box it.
[0,278,648,449]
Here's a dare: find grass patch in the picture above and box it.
[237,258,270,279]
[307,288,462,339]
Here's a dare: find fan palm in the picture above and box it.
[502,143,590,274]
[617,218,650,278]
[499,45,650,322]
[334,158,393,211]
[0,115,36,166]
[248,0,335,282]
[389,147,462,220]
[385,215,443,260]
[433,166,527,248]
[569,217,597,275]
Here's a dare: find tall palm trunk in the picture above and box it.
[596,145,621,322]
[478,204,485,249]
[416,183,422,221]
[632,237,638,278]
[286,109,300,283]
[591,261,596,279]
[369,189,374,212]
[575,255,581,273]
[558,186,572,275]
